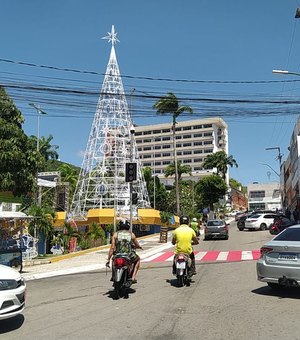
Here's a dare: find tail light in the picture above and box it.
[223,225,228,231]
[260,247,273,257]
[115,258,125,267]
[177,255,186,262]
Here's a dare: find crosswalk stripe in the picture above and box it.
[216,251,229,261]
[141,250,261,263]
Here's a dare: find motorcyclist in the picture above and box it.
[190,217,200,237]
[172,215,199,276]
[106,219,142,284]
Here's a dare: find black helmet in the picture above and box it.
[118,219,130,230]
[180,215,190,225]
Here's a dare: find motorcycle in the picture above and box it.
[174,253,192,287]
[111,253,134,297]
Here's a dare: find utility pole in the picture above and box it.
[265,147,283,167]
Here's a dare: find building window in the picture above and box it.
[162,161,170,165]
[176,143,182,148]
[194,133,202,138]
[155,153,161,157]
[183,134,191,139]
[155,137,161,142]
[194,141,202,146]
[203,124,212,128]
[183,159,192,163]
[155,145,161,149]
[204,140,213,145]
[250,191,265,198]
[194,167,202,171]
[194,149,203,154]
[162,145,171,149]
[162,129,170,133]
[143,162,151,166]
[143,146,151,151]
[183,151,192,155]
[143,131,152,135]
[136,140,142,144]
[143,155,151,159]
[183,143,192,147]
[194,158,202,162]
[155,161,161,166]
[138,147,142,151]
[135,132,142,136]
[153,130,161,134]
[162,136,170,141]
[204,132,213,137]
[183,126,192,131]
[177,151,182,155]
[162,153,170,157]
[193,125,202,129]
[154,169,161,174]
[144,138,151,143]
[175,127,181,131]
[204,149,213,153]
[176,135,182,140]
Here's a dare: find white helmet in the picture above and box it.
[192,218,197,222]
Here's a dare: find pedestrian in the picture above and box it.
[285,208,291,220]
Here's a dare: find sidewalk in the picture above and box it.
[21,233,174,281]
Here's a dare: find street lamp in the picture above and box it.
[272,69,300,77]
[265,147,283,166]
[29,103,47,151]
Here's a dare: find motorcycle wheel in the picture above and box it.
[177,275,184,287]
[114,281,123,298]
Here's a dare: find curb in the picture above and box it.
[24,233,163,266]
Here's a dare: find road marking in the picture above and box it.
[141,250,261,263]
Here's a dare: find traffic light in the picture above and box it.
[125,162,137,182]
[132,192,138,205]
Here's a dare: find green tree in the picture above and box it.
[0,87,42,196]
[153,92,193,214]
[30,134,59,163]
[164,161,192,181]
[58,163,79,205]
[88,222,105,246]
[202,150,238,180]
[28,205,55,255]
[195,175,227,211]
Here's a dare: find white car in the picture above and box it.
[244,213,277,231]
[0,264,26,320]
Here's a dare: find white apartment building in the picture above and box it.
[134,117,228,184]
[247,182,281,211]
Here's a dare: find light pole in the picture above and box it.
[265,147,283,166]
[272,69,300,77]
[29,103,47,151]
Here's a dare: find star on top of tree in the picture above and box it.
[102,25,120,45]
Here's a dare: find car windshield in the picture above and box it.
[274,228,300,241]
[207,220,223,226]
[250,214,261,218]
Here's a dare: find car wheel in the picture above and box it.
[224,235,229,240]
[10,259,23,273]
[238,227,244,231]
[267,282,283,290]
[260,223,267,231]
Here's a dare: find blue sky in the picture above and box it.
[1,1,300,186]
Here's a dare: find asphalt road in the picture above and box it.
[2,222,300,340]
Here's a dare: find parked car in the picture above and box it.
[244,213,278,231]
[0,264,26,320]
[235,211,247,222]
[237,213,252,231]
[269,216,296,235]
[257,225,300,289]
[204,219,229,240]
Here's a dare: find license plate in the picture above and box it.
[278,253,298,261]
[176,262,186,269]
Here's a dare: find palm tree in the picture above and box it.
[164,161,192,181]
[31,134,59,162]
[58,163,79,206]
[202,150,238,180]
[153,92,193,214]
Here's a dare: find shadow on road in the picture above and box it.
[0,314,25,333]
[252,286,300,299]
[104,287,136,300]
[166,278,195,288]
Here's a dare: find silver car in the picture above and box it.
[204,219,229,240]
[257,225,300,289]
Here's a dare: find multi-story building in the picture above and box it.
[247,182,281,211]
[134,117,228,184]
[281,116,300,212]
